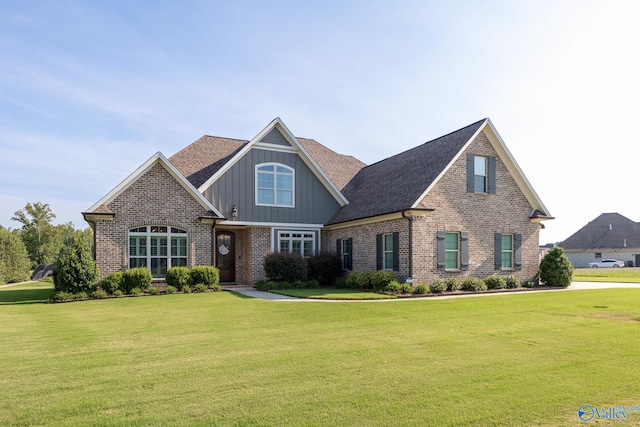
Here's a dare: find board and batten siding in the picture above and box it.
[204,147,341,224]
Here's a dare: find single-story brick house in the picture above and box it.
[560,212,640,267]
[83,117,553,285]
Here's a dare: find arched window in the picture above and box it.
[129,226,187,278]
[255,163,294,207]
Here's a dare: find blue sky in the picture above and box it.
[1,0,638,244]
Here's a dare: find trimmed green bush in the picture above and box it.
[91,290,108,299]
[122,268,152,293]
[100,272,123,295]
[523,280,536,288]
[462,277,487,292]
[190,266,219,287]
[54,237,100,294]
[74,291,88,301]
[430,279,447,294]
[255,280,278,291]
[193,284,208,293]
[130,287,142,296]
[263,252,307,283]
[385,280,403,294]
[165,285,177,294]
[414,284,429,295]
[50,291,74,303]
[372,271,397,290]
[446,277,461,291]
[147,287,161,295]
[539,247,573,287]
[113,290,124,297]
[209,284,223,292]
[505,275,521,289]
[399,283,413,294]
[484,275,507,290]
[166,267,192,291]
[307,252,344,286]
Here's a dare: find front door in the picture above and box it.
[216,231,235,283]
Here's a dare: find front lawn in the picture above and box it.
[270,287,397,300]
[574,267,640,283]
[1,282,640,425]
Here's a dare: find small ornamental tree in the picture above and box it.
[54,237,100,293]
[539,246,573,287]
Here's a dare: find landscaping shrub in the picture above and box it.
[263,252,307,283]
[130,287,142,296]
[190,266,219,287]
[430,279,447,294]
[113,290,124,297]
[54,237,100,294]
[91,290,108,299]
[50,291,74,303]
[462,277,487,292]
[193,284,208,293]
[414,284,429,295]
[399,283,413,294]
[74,291,88,301]
[209,284,223,292]
[307,252,343,286]
[372,270,397,290]
[446,277,461,291]
[385,280,403,294]
[523,281,536,288]
[256,280,278,291]
[147,287,161,295]
[539,247,573,287]
[122,267,152,293]
[335,278,347,288]
[505,275,521,289]
[100,272,123,295]
[165,285,177,294]
[346,271,372,289]
[166,267,192,291]
[484,275,507,290]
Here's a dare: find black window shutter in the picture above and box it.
[494,233,502,270]
[347,238,353,270]
[488,156,496,194]
[514,233,522,270]
[336,239,341,256]
[466,153,475,193]
[392,232,400,271]
[460,232,469,270]
[436,231,446,270]
[376,234,382,270]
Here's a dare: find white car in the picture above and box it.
[588,259,625,268]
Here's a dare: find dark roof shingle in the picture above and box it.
[327,119,486,225]
[561,212,640,250]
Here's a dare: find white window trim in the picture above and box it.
[276,230,316,258]
[474,155,488,193]
[255,162,295,208]
[128,226,188,277]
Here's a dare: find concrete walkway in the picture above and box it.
[228,282,640,302]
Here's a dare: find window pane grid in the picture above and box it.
[501,234,513,269]
[256,163,294,207]
[129,227,187,278]
[445,232,459,269]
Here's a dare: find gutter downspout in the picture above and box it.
[402,210,413,281]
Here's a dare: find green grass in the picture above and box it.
[2,282,640,425]
[574,267,640,283]
[270,287,396,299]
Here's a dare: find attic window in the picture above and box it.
[256,163,294,207]
[467,154,496,194]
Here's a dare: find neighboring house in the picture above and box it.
[560,213,640,267]
[83,117,552,285]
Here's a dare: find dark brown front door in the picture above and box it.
[216,231,235,283]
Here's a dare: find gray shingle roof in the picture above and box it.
[297,137,366,191]
[326,119,486,225]
[561,212,640,250]
[169,136,248,189]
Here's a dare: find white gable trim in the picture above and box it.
[197,117,349,206]
[411,119,552,217]
[86,152,224,217]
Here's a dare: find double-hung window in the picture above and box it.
[338,238,353,270]
[474,156,488,193]
[437,231,469,271]
[494,232,522,270]
[445,232,460,270]
[467,153,496,194]
[256,163,294,207]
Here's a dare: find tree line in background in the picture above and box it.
[0,202,92,284]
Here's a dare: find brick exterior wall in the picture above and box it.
[324,131,541,285]
[92,162,214,278]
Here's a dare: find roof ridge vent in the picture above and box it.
[609,224,613,231]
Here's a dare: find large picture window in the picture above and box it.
[129,226,187,278]
[256,163,294,207]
